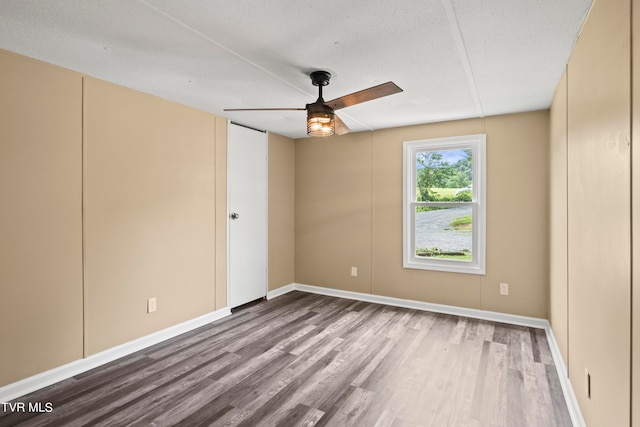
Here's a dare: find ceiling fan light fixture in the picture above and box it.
[307,112,335,137]
[306,102,335,137]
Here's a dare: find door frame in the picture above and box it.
[226,121,268,308]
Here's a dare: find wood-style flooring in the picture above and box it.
[0,291,572,426]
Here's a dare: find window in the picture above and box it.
[403,134,486,274]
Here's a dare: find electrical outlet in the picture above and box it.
[351,266,358,277]
[499,283,509,296]
[148,297,157,313]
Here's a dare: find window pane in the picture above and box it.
[415,205,472,261]
[415,149,472,202]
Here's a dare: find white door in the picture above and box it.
[227,122,268,308]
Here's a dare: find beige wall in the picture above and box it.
[566,0,631,424]
[0,51,84,386]
[296,111,550,318]
[268,132,295,290]
[296,132,374,295]
[549,71,569,365]
[0,50,229,385]
[215,116,228,310]
[483,113,549,316]
[548,0,632,425]
[634,0,640,422]
[83,78,219,355]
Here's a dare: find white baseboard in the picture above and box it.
[290,283,548,328]
[266,283,296,300]
[272,282,585,426]
[544,327,586,427]
[0,307,231,403]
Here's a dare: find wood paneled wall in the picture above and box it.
[0,51,84,386]
[632,0,640,424]
[0,50,230,385]
[83,78,219,355]
[295,111,550,318]
[549,72,568,365]
[268,132,295,290]
[549,0,634,425]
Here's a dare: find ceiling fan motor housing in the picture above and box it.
[306,101,334,117]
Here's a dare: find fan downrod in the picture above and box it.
[310,71,331,87]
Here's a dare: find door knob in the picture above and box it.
[230,212,240,220]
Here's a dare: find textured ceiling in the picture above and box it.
[0,0,592,139]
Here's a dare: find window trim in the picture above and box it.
[403,134,486,275]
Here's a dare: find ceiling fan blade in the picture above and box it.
[326,82,403,110]
[224,107,306,111]
[334,113,350,135]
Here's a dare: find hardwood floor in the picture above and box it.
[0,291,572,426]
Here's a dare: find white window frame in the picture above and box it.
[403,134,486,275]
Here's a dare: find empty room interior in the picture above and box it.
[1,0,639,426]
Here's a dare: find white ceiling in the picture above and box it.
[0,0,592,139]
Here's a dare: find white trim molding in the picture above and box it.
[545,327,586,427]
[403,134,486,275]
[272,282,585,426]
[293,283,546,328]
[0,307,231,403]
[266,283,296,300]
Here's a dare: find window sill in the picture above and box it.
[403,258,486,275]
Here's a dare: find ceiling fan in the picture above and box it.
[224,71,403,137]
